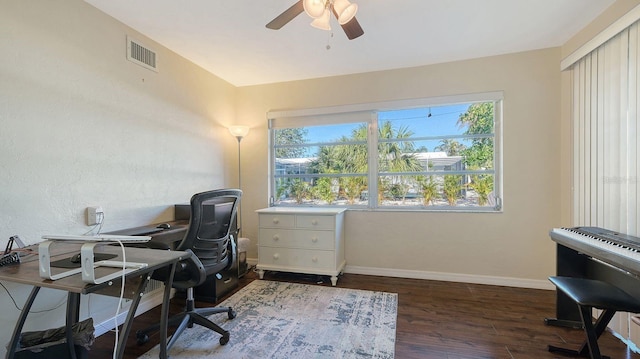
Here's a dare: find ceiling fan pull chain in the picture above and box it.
[326,31,334,50]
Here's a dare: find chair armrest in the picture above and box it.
[151,249,207,290]
[224,236,237,271]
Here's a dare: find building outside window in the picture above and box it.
[269,93,503,212]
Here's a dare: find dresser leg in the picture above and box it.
[330,276,338,286]
[258,269,265,279]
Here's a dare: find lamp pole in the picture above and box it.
[228,126,249,236]
[235,135,243,189]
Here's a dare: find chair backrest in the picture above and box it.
[176,189,242,276]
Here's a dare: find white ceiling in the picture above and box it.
[84,0,615,87]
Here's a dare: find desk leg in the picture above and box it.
[65,293,80,359]
[159,263,177,359]
[6,286,40,359]
[114,274,150,359]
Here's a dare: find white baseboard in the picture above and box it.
[94,289,166,337]
[344,265,554,290]
[247,257,553,290]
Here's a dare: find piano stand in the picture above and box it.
[547,276,640,359]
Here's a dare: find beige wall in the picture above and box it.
[0,0,236,352]
[562,0,640,59]
[236,48,564,288]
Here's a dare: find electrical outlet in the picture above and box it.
[87,206,104,226]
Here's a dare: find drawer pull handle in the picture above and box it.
[312,257,318,262]
[311,219,318,225]
[272,218,279,224]
[311,237,318,243]
[273,253,279,260]
[273,235,280,241]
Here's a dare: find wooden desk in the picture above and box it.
[0,243,189,359]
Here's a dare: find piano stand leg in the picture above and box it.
[544,317,583,329]
[548,345,610,359]
[547,307,616,359]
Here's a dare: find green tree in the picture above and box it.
[275,128,308,159]
[312,176,337,204]
[377,121,423,202]
[416,175,438,205]
[287,178,310,204]
[325,125,369,203]
[468,174,493,206]
[434,139,466,156]
[339,176,367,204]
[443,175,463,206]
[458,103,494,169]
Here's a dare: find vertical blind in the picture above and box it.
[571,20,639,234]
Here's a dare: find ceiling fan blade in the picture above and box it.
[330,7,364,40]
[266,1,304,30]
[341,17,364,40]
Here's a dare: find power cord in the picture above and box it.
[112,239,127,359]
[0,281,67,313]
[82,212,105,235]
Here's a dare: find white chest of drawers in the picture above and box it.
[255,207,346,286]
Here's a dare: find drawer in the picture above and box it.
[259,228,335,250]
[258,247,335,270]
[259,213,295,228]
[295,215,335,230]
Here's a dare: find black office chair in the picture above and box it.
[136,189,242,350]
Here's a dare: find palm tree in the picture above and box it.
[416,175,438,205]
[443,175,463,206]
[378,121,423,202]
[434,139,466,156]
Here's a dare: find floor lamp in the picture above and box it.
[228,125,249,236]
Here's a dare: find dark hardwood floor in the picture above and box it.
[92,269,640,358]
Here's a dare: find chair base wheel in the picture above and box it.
[136,331,149,345]
[228,308,236,320]
[219,333,230,345]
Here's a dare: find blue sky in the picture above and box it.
[303,103,472,151]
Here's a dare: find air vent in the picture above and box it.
[126,36,158,72]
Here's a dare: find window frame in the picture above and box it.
[268,92,503,212]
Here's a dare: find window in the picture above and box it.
[269,93,502,212]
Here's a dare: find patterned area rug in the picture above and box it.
[138,280,397,359]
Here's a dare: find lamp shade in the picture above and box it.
[303,0,325,18]
[310,9,331,31]
[333,0,358,25]
[228,125,250,138]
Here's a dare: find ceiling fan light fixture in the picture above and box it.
[333,0,358,24]
[310,8,331,31]
[303,0,326,19]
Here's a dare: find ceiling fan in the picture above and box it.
[266,0,364,40]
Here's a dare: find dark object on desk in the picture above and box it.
[50,253,117,269]
[547,276,640,359]
[16,317,94,359]
[0,252,21,267]
[70,253,82,263]
[157,223,171,229]
[136,189,242,351]
[1,235,23,267]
